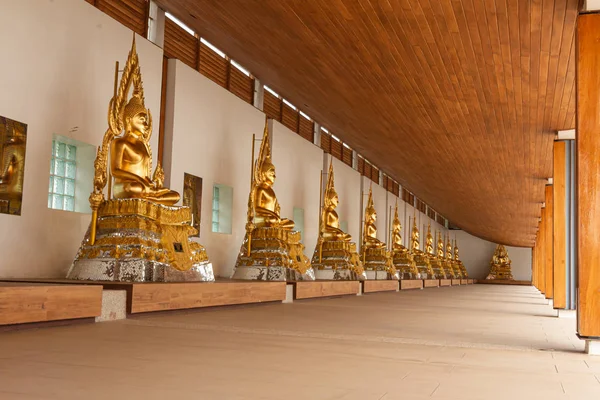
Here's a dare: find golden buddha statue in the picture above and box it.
[410,216,434,279]
[454,240,468,278]
[446,235,462,278]
[233,119,314,281]
[437,232,455,278]
[426,225,447,279]
[110,97,179,205]
[321,174,351,242]
[311,160,365,280]
[390,203,419,279]
[361,187,397,280]
[486,244,513,280]
[0,120,26,215]
[68,37,213,282]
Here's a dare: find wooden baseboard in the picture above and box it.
[294,281,360,299]
[0,283,102,325]
[440,279,451,286]
[424,279,439,288]
[400,280,423,290]
[363,280,398,293]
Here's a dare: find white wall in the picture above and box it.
[360,176,388,244]
[272,121,322,257]
[454,231,532,280]
[164,60,264,278]
[0,0,163,277]
[331,158,362,242]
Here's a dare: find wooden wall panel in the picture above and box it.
[553,141,567,309]
[94,0,148,36]
[158,0,579,246]
[544,185,553,300]
[298,116,314,142]
[164,18,197,69]
[576,13,600,338]
[263,91,282,122]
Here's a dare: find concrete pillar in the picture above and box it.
[253,79,264,111]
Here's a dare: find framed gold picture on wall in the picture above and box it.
[0,116,27,216]
[183,172,203,237]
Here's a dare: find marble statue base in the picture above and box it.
[68,199,214,283]
[232,227,315,281]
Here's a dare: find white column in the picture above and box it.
[253,79,264,110]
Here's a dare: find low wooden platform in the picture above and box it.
[363,280,398,293]
[439,279,451,287]
[460,279,467,285]
[0,282,102,326]
[476,279,532,286]
[424,279,439,288]
[1,278,287,314]
[400,280,423,290]
[293,281,360,299]
[468,279,474,284]
[451,279,461,286]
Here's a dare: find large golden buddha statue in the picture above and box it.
[486,244,513,280]
[311,161,365,280]
[68,37,213,282]
[361,187,397,280]
[410,217,434,279]
[233,119,314,281]
[0,120,26,215]
[390,203,419,279]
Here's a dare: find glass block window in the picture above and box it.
[48,139,76,211]
[212,185,220,233]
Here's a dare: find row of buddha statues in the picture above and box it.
[66,38,469,283]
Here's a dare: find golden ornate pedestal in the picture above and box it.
[392,249,420,279]
[363,248,399,280]
[414,252,434,279]
[233,227,314,281]
[311,240,366,280]
[68,199,213,282]
[428,256,448,279]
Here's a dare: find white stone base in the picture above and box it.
[585,340,600,356]
[95,290,127,322]
[357,283,363,296]
[557,309,576,319]
[283,283,294,303]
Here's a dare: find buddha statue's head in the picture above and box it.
[259,156,276,187]
[123,95,149,139]
[366,205,377,223]
[325,187,339,209]
[454,247,460,260]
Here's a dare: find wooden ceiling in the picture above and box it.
[157,0,579,247]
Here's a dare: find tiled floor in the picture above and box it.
[1,285,598,399]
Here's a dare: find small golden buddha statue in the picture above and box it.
[425,223,435,255]
[312,160,364,280]
[361,187,396,280]
[251,136,294,230]
[321,163,351,241]
[391,203,419,279]
[454,240,468,278]
[436,232,445,259]
[446,235,461,278]
[362,187,386,250]
[68,37,213,282]
[410,217,434,279]
[233,119,313,281]
[410,218,421,253]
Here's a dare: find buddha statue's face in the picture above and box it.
[330,191,339,208]
[371,212,377,222]
[126,112,149,138]
[263,164,276,186]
